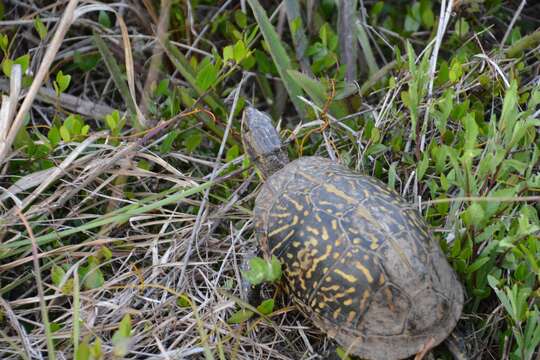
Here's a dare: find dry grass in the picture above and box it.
[0,2,336,358]
[1,1,539,359]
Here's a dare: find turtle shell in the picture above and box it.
[253,156,463,360]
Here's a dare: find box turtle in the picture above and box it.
[242,107,464,360]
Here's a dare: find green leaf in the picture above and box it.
[98,10,112,28]
[34,17,48,40]
[404,14,420,32]
[223,45,234,63]
[454,18,469,38]
[83,267,104,290]
[364,143,388,158]
[226,144,240,162]
[242,257,267,285]
[509,118,540,148]
[242,155,251,178]
[417,153,429,181]
[1,59,12,78]
[499,80,519,145]
[74,52,99,72]
[13,127,33,152]
[98,246,113,261]
[502,159,527,174]
[117,314,131,337]
[0,34,8,53]
[60,126,71,142]
[287,69,326,104]
[234,10,247,28]
[463,113,479,152]
[81,258,104,290]
[90,338,103,359]
[75,341,90,360]
[227,308,254,324]
[433,89,454,134]
[112,314,132,357]
[290,17,302,34]
[246,0,305,116]
[55,70,71,94]
[420,0,434,28]
[64,114,84,136]
[51,265,66,287]
[463,202,484,227]
[15,54,30,73]
[267,255,282,282]
[48,127,61,147]
[449,59,463,83]
[105,114,117,131]
[195,61,218,91]
[160,130,180,153]
[388,162,398,189]
[155,78,170,97]
[177,294,191,308]
[233,40,249,63]
[184,132,202,153]
[466,256,490,274]
[137,159,150,171]
[2,54,30,78]
[241,255,282,285]
[256,298,275,315]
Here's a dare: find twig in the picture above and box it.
[0,65,22,166]
[141,0,172,119]
[500,0,527,47]
[0,297,34,360]
[338,0,358,82]
[0,78,118,120]
[16,208,56,360]
[420,0,453,152]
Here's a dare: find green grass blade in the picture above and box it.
[287,70,326,105]
[0,181,212,257]
[93,34,142,130]
[356,21,379,76]
[287,70,348,118]
[284,0,312,76]
[247,0,306,117]
[73,270,80,356]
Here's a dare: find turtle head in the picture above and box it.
[242,107,289,179]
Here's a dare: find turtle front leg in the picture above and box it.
[414,337,436,360]
[414,330,470,360]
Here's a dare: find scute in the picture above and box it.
[253,156,463,360]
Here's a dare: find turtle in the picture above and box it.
[241,107,464,360]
